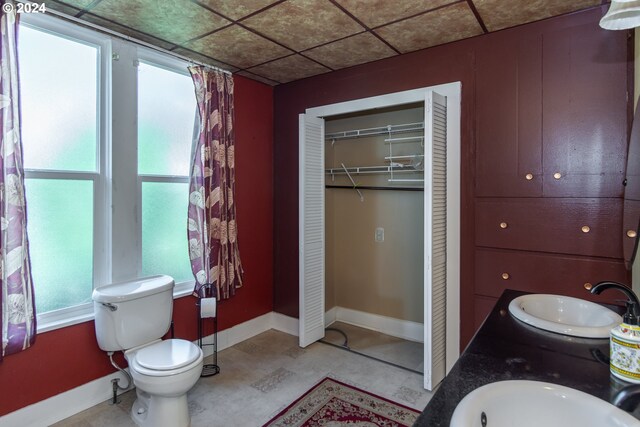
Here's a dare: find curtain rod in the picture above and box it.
[26,2,232,75]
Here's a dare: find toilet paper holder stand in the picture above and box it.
[196,284,220,377]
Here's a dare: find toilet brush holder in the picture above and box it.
[196,285,220,377]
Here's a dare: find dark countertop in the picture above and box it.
[414,289,636,427]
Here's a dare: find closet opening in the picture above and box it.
[321,103,426,374]
[299,83,461,390]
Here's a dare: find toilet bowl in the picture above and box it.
[126,339,204,427]
[91,276,204,427]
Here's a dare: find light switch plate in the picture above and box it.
[375,227,384,242]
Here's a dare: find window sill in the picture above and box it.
[36,280,196,334]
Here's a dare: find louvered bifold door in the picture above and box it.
[424,91,448,390]
[299,114,326,348]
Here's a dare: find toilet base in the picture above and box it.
[130,389,191,427]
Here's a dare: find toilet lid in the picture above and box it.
[135,339,201,371]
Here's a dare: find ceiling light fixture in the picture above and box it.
[600,0,640,30]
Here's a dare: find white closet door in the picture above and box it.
[424,91,448,390]
[299,114,325,348]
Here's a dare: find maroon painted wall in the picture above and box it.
[273,6,632,349]
[0,75,274,417]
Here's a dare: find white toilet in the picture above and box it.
[92,275,203,427]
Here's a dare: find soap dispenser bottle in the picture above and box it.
[590,281,640,383]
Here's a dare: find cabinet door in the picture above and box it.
[476,198,623,258]
[542,23,628,197]
[476,34,542,197]
[623,199,640,265]
[475,248,630,303]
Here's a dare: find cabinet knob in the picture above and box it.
[581,225,590,233]
[501,272,510,280]
[499,222,508,229]
[525,173,533,181]
[553,172,562,180]
[584,282,592,291]
[628,230,638,238]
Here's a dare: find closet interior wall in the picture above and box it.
[325,104,424,324]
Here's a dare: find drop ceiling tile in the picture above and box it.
[247,54,330,83]
[183,25,292,69]
[375,2,484,54]
[335,0,457,28]
[81,13,177,50]
[90,0,231,44]
[236,70,279,86]
[243,0,364,51]
[473,0,601,31]
[198,0,280,20]
[172,47,239,72]
[304,32,396,70]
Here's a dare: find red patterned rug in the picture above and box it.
[262,377,421,427]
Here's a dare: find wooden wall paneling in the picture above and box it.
[476,198,623,258]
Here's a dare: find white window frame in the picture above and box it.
[19,14,196,333]
[134,48,195,297]
[20,13,112,333]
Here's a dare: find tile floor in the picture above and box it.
[53,329,433,427]
[322,321,424,373]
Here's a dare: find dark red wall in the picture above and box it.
[0,75,274,417]
[272,6,632,348]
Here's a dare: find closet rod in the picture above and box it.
[325,185,423,192]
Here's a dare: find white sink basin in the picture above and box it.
[450,380,640,427]
[508,294,622,338]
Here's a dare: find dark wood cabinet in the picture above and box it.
[475,248,629,303]
[623,199,640,265]
[476,198,623,258]
[475,34,542,198]
[474,295,497,331]
[476,23,628,199]
[473,21,630,336]
[542,23,628,198]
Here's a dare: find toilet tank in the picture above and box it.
[92,275,175,351]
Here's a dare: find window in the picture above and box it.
[18,14,196,332]
[137,62,195,284]
[19,19,108,323]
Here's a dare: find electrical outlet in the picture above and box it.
[375,227,384,242]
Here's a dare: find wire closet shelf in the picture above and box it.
[325,121,425,188]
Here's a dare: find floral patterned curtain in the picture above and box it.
[0,0,36,360]
[188,66,243,299]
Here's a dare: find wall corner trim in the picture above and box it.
[1,311,300,427]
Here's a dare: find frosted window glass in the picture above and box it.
[142,182,192,283]
[138,63,195,176]
[25,179,94,313]
[19,26,98,172]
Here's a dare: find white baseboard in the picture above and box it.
[0,311,299,427]
[324,306,337,326]
[270,312,299,336]
[0,369,131,427]
[330,307,424,343]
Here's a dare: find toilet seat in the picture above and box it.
[130,339,203,377]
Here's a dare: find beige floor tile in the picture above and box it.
[54,329,432,426]
[323,321,423,372]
